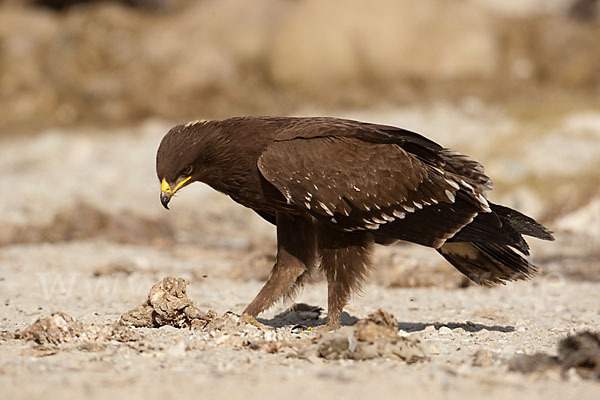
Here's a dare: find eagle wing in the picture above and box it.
[258,136,491,248]
[358,121,494,193]
[271,117,493,193]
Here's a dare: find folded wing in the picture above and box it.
[258,136,491,248]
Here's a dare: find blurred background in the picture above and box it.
[0,0,599,287]
[1,0,600,130]
[2,3,600,398]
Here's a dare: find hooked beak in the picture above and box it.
[160,177,191,210]
[160,191,171,209]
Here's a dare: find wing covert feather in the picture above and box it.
[258,137,490,248]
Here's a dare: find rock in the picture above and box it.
[205,312,243,332]
[438,326,453,335]
[20,312,84,345]
[19,312,141,345]
[120,277,214,329]
[191,310,218,330]
[120,304,155,328]
[317,310,427,362]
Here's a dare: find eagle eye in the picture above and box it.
[181,165,193,176]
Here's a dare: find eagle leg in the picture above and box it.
[319,229,373,328]
[243,214,317,317]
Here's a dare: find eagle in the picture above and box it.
[156,117,554,328]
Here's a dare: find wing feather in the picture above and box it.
[258,136,490,248]
[271,117,493,193]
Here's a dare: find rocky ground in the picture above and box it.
[1,105,599,399]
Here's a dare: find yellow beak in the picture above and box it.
[160,176,191,209]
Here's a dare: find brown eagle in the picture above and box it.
[156,117,554,328]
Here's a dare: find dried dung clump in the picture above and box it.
[509,331,600,380]
[317,310,427,362]
[120,277,215,329]
[19,311,140,345]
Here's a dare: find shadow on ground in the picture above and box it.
[257,305,359,329]
[398,321,514,333]
[256,304,514,333]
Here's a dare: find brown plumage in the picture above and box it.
[156,117,554,328]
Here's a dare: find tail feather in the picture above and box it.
[439,202,553,285]
[490,203,554,241]
[449,202,554,255]
[438,242,538,286]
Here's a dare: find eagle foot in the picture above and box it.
[240,313,266,329]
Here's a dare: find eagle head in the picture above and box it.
[156,120,210,209]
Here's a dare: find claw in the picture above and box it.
[240,313,265,328]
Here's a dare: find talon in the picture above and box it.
[240,313,265,328]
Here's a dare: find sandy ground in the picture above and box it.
[1,105,600,399]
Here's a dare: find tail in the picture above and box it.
[439,203,554,286]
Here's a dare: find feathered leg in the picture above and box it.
[318,229,373,328]
[243,214,317,317]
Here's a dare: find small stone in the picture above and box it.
[438,326,452,335]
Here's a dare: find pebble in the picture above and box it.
[438,326,452,335]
